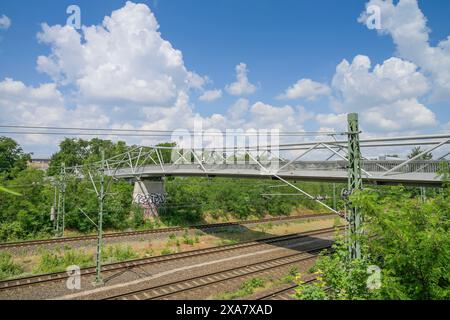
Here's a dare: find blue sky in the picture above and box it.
[0,0,449,156]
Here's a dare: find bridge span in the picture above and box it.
[109,160,446,187]
[63,131,449,216]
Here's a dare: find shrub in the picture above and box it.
[295,181,450,300]
[161,247,173,255]
[103,245,138,263]
[0,252,23,280]
[34,249,92,274]
[218,277,265,300]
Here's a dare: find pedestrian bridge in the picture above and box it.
[70,133,450,189]
[70,133,449,215]
[109,160,447,186]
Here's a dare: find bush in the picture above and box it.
[218,277,265,300]
[34,249,93,274]
[103,245,138,263]
[295,181,450,300]
[161,247,173,255]
[0,252,23,280]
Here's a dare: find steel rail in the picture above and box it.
[0,226,344,292]
[255,283,299,300]
[256,279,333,300]
[106,245,330,300]
[0,213,337,250]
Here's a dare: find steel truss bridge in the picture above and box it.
[61,132,450,215]
[88,133,450,187]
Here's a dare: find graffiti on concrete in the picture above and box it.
[133,192,167,218]
[134,193,167,207]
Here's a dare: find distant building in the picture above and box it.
[28,158,50,171]
[366,155,406,161]
[377,155,406,161]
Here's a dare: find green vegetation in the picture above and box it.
[0,168,54,241]
[407,146,433,160]
[217,277,266,300]
[160,176,341,226]
[33,244,139,274]
[295,168,450,300]
[0,252,23,280]
[103,245,138,263]
[34,248,93,274]
[160,247,174,255]
[0,186,22,196]
[282,266,299,283]
[181,230,199,245]
[0,137,31,180]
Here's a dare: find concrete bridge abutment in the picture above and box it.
[132,178,166,218]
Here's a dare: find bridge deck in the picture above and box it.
[110,163,444,186]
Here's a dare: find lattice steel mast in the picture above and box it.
[94,150,105,284]
[55,163,66,237]
[346,113,363,259]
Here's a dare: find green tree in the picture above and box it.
[0,168,53,241]
[407,147,432,160]
[47,138,130,175]
[0,136,31,179]
[47,138,89,175]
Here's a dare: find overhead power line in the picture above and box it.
[0,125,344,137]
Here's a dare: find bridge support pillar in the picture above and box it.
[132,178,166,218]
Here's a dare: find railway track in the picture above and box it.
[106,246,328,300]
[0,213,338,250]
[256,277,334,300]
[0,225,343,293]
[256,283,299,300]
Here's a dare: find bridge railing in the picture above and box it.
[280,160,449,174]
[110,159,449,177]
[360,160,447,173]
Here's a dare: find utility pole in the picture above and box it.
[347,113,363,259]
[55,163,66,237]
[61,163,66,237]
[95,150,105,285]
[53,183,58,235]
[56,183,61,236]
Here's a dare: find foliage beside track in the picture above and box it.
[0,252,23,280]
[295,165,450,300]
[34,244,139,273]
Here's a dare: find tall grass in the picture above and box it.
[0,252,23,280]
[34,249,93,274]
[34,245,138,273]
[102,245,138,263]
[217,277,265,299]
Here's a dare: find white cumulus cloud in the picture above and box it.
[328,54,435,131]
[199,89,222,102]
[332,55,429,109]
[225,63,257,96]
[278,79,330,100]
[36,1,206,106]
[0,78,111,149]
[359,0,450,101]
